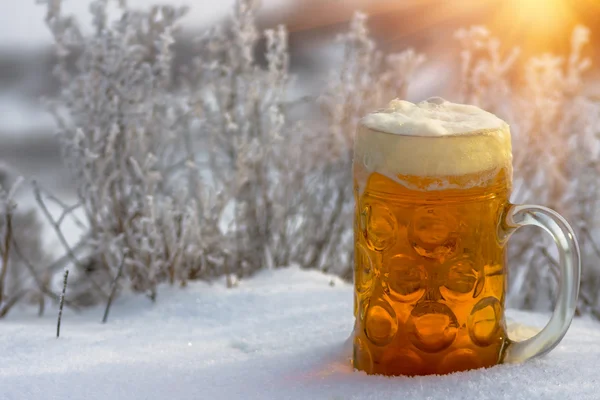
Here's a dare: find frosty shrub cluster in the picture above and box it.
[25,0,422,315]
[455,26,600,316]
[0,0,598,321]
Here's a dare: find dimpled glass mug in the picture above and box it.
[352,98,580,376]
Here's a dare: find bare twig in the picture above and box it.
[11,237,80,312]
[34,181,83,270]
[581,226,600,258]
[38,186,87,230]
[55,202,85,229]
[44,236,91,274]
[102,253,126,323]
[57,268,69,338]
[0,211,12,305]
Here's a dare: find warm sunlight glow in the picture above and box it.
[488,0,580,53]
[506,0,572,30]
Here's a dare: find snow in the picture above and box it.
[1,266,599,400]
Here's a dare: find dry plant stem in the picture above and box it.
[42,190,87,230]
[0,211,12,305]
[102,254,125,323]
[0,171,48,317]
[44,237,90,275]
[57,268,69,338]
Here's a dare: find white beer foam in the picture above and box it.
[355,98,512,189]
[361,97,507,136]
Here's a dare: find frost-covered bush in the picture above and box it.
[455,25,600,316]
[43,0,227,305]
[34,0,426,314]
[186,0,293,276]
[187,8,423,278]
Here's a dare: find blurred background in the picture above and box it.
[1,0,599,194]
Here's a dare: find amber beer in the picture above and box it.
[352,99,515,375]
[352,99,580,376]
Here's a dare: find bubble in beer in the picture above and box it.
[437,349,483,374]
[355,243,374,295]
[364,298,398,346]
[440,257,482,301]
[407,302,458,353]
[424,96,446,105]
[364,203,397,251]
[408,207,458,261]
[468,297,502,347]
[385,254,425,302]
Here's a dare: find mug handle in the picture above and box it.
[501,204,581,363]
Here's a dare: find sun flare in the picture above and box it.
[507,0,572,28]
[487,0,581,53]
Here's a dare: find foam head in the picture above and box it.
[354,98,512,190]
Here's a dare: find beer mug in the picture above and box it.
[352,98,580,376]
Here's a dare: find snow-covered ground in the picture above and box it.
[1,266,599,400]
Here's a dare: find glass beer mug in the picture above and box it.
[352,98,580,376]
